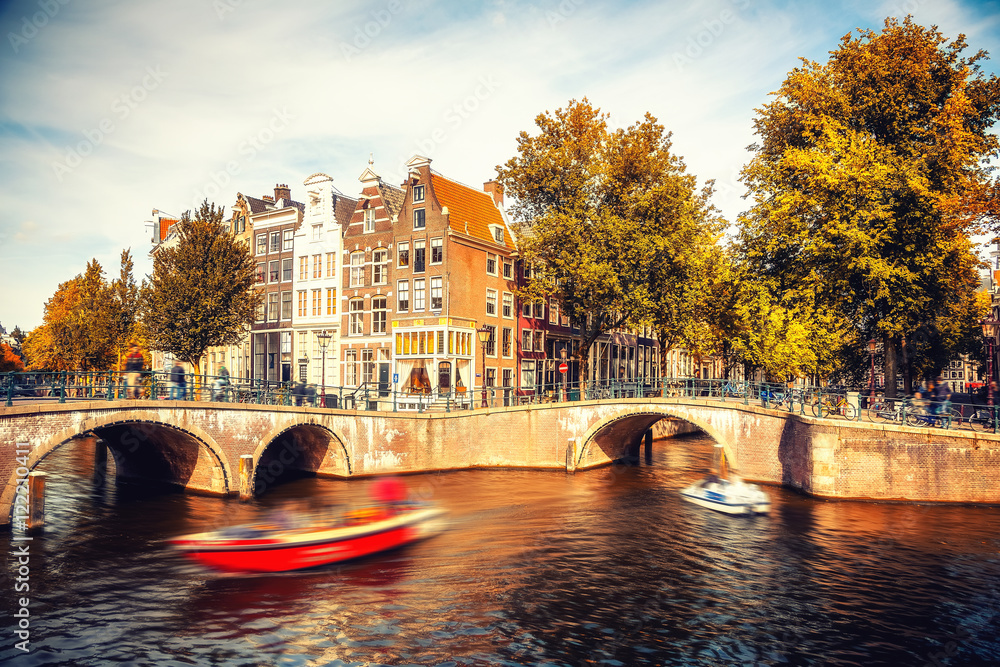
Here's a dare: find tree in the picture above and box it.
[108,249,140,368]
[0,343,24,372]
[497,99,723,385]
[22,260,116,371]
[737,17,1000,395]
[140,200,261,374]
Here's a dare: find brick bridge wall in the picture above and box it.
[2,398,999,524]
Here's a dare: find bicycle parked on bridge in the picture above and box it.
[811,392,857,420]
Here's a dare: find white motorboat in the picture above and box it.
[680,474,771,515]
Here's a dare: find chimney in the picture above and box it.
[262,195,274,203]
[484,180,503,206]
[274,183,291,202]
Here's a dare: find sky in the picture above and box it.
[1,0,999,332]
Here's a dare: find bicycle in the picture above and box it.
[722,381,747,398]
[866,398,905,424]
[904,402,960,429]
[811,393,857,420]
[968,407,999,432]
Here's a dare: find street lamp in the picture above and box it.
[317,330,332,407]
[476,324,490,408]
[981,320,999,406]
[868,339,877,401]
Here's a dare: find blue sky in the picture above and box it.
[1,0,999,332]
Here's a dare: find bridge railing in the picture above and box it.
[5,371,994,431]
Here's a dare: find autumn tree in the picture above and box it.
[737,17,1000,395]
[22,260,117,371]
[0,343,24,372]
[108,249,141,368]
[140,200,261,375]
[497,99,722,385]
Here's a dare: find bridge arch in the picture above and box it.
[576,406,737,470]
[1,411,233,522]
[251,419,352,496]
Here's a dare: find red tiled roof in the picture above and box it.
[334,195,358,227]
[430,174,512,248]
[158,218,178,242]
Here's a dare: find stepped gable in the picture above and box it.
[430,173,512,248]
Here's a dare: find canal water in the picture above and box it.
[2,432,1000,666]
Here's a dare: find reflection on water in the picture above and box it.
[2,434,1000,666]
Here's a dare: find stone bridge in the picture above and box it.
[2,397,999,524]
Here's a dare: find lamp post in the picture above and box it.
[981,320,999,406]
[868,339,877,402]
[476,324,490,408]
[317,330,332,408]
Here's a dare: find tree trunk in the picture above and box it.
[884,335,898,398]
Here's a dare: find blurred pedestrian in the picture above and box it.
[169,361,186,400]
[124,343,144,399]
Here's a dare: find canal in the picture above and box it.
[2,432,999,666]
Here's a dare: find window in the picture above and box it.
[486,253,497,275]
[533,301,545,319]
[413,208,425,229]
[431,276,443,311]
[269,260,279,283]
[533,329,544,352]
[520,360,535,388]
[311,289,321,316]
[313,254,322,279]
[299,256,308,280]
[431,237,443,264]
[502,368,512,388]
[398,280,409,312]
[349,299,364,335]
[414,278,426,310]
[362,349,375,383]
[561,313,570,327]
[523,263,532,279]
[283,229,293,250]
[502,292,513,319]
[486,368,496,387]
[549,299,559,325]
[270,232,280,252]
[503,258,513,279]
[326,252,335,277]
[297,290,307,317]
[350,252,365,287]
[311,224,321,241]
[493,226,504,244]
[268,293,279,321]
[486,289,497,316]
[413,185,425,203]
[398,242,409,268]
[372,297,387,334]
[522,301,532,318]
[282,258,292,282]
[484,324,496,356]
[502,327,512,358]
[364,207,375,233]
[414,240,425,273]
[345,349,357,386]
[373,249,388,285]
[256,234,266,255]
[255,263,265,284]
[255,299,265,322]
[281,291,292,320]
[521,329,532,352]
[326,288,336,315]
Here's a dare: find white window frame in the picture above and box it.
[486,288,497,316]
[350,251,365,287]
[364,207,375,233]
[349,299,364,336]
[413,208,425,230]
[502,292,514,319]
[413,185,425,203]
[397,280,410,312]
[373,249,388,285]
[414,278,426,311]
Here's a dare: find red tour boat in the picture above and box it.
[169,503,447,573]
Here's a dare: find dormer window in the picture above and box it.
[413,185,425,203]
[490,225,504,244]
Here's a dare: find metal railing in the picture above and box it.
[4,371,997,432]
